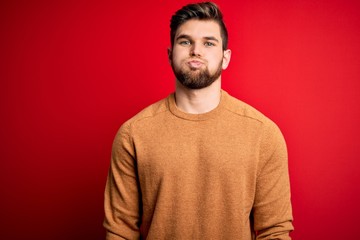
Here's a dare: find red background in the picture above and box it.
[1,0,359,239]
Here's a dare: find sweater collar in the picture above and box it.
[167,89,228,121]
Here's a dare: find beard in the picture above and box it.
[171,59,223,89]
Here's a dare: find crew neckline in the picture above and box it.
[167,89,228,121]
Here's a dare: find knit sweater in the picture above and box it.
[104,90,293,239]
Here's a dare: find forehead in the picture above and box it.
[175,19,222,40]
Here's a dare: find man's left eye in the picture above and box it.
[204,42,215,47]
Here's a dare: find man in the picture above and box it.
[104,2,293,239]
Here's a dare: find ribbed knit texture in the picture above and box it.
[104,90,293,239]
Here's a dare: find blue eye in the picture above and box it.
[204,42,215,47]
[179,41,191,46]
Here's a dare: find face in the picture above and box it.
[169,19,231,89]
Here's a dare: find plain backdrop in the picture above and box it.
[1,0,359,239]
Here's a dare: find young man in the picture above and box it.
[104,2,293,239]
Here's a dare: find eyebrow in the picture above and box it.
[203,36,219,42]
[176,34,219,43]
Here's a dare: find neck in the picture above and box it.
[174,79,221,114]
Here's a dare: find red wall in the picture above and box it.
[1,0,359,239]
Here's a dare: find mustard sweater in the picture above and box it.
[104,90,293,239]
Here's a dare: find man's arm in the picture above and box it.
[104,123,141,240]
[252,122,294,239]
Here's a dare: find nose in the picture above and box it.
[190,42,202,57]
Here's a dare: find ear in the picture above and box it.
[222,49,231,70]
[167,47,172,64]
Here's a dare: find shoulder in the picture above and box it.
[116,96,170,137]
[223,91,273,125]
[223,91,287,168]
[127,97,168,123]
[222,90,285,143]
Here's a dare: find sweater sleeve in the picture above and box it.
[252,122,294,239]
[103,123,141,240]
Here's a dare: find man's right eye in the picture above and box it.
[179,40,191,46]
